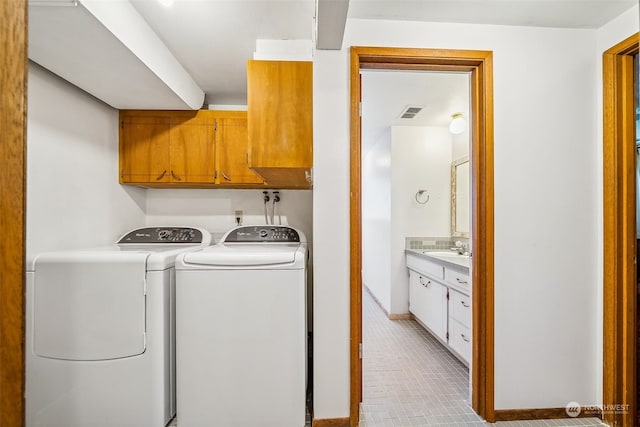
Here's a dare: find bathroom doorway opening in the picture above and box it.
[359,68,474,424]
[349,47,495,426]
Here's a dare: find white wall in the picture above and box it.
[313,47,352,419]
[362,126,451,315]
[362,136,392,311]
[26,63,146,258]
[313,18,616,418]
[389,126,451,314]
[145,189,312,242]
[594,3,639,405]
[452,127,471,160]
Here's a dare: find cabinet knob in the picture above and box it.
[156,170,167,181]
[461,300,470,308]
[222,172,231,181]
[461,333,470,343]
[456,277,468,285]
[171,170,182,181]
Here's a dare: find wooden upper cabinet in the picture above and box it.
[216,113,263,185]
[119,110,264,188]
[169,112,216,183]
[247,60,312,188]
[119,114,171,183]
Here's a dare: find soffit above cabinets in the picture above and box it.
[28,0,205,110]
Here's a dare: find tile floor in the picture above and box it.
[359,287,606,427]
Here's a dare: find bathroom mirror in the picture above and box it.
[451,156,470,237]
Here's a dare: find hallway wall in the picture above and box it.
[312,16,627,417]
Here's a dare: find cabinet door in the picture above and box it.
[119,115,171,183]
[409,270,447,342]
[216,116,264,185]
[247,60,312,187]
[169,114,216,183]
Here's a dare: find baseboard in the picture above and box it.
[388,313,412,320]
[312,416,351,427]
[363,284,410,320]
[494,407,603,421]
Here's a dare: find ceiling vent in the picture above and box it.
[400,106,423,119]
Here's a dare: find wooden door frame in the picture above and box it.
[602,32,639,427]
[0,0,28,426]
[349,46,495,426]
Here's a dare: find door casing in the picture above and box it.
[349,46,495,426]
[602,32,639,427]
[0,0,28,425]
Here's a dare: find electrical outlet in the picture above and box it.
[234,210,243,225]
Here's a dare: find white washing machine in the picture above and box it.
[26,226,212,427]
[175,225,308,427]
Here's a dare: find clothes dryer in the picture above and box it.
[26,227,211,427]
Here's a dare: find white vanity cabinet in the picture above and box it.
[406,251,471,366]
[409,270,447,342]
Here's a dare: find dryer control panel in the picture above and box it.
[224,226,300,243]
[117,227,204,244]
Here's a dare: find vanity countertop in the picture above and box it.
[405,249,470,272]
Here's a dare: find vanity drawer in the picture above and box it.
[444,266,470,289]
[450,289,471,329]
[449,320,471,365]
[406,253,444,280]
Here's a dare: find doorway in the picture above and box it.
[349,46,495,426]
[359,68,474,424]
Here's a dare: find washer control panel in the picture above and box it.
[117,227,204,244]
[224,226,300,243]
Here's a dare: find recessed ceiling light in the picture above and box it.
[157,0,174,7]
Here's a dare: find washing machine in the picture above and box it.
[175,225,308,427]
[25,226,212,427]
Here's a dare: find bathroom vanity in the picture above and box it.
[406,249,471,366]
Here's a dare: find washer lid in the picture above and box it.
[180,243,302,267]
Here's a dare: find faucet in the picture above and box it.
[451,240,468,255]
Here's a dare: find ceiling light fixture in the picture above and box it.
[449,112,466,135]
[157,0,174,7]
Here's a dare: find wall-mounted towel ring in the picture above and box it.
[415,190,429,204]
